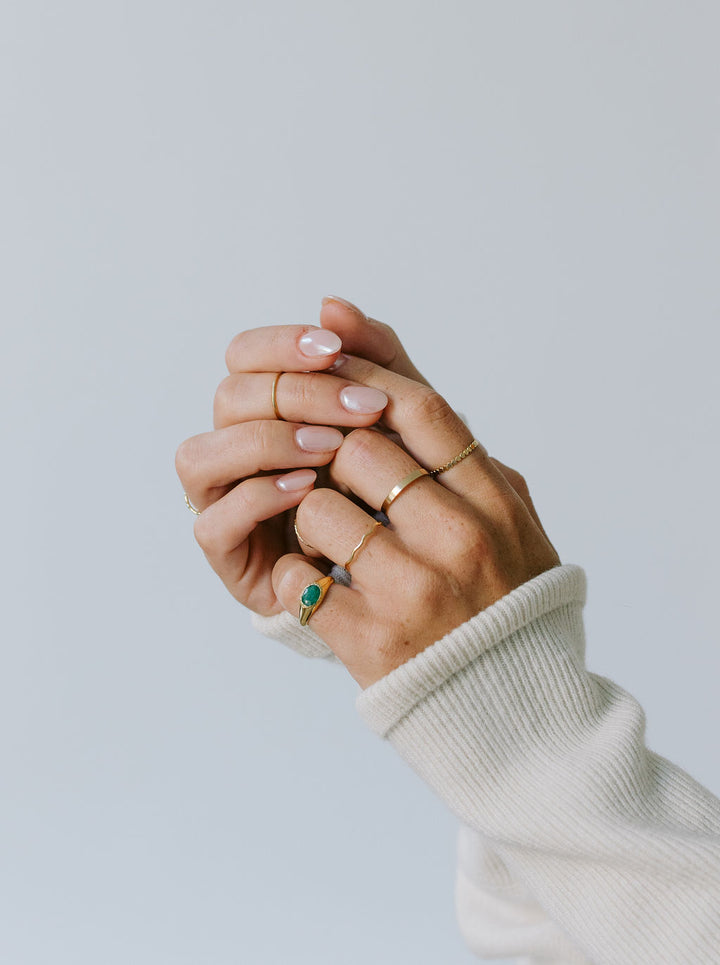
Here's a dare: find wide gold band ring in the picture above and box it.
[429,438,481,476]
[298,575,335,626]
[381,467,429,515]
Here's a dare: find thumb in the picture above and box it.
[319,295,431,386]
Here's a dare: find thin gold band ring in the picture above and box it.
[294,516,317,553]
[271,372,284,420]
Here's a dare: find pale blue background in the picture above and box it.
[1,2,718,963]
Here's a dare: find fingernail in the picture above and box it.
[295,426,344,452]
[339,385,388,414]
[276,469,317,493]
[322,295,367,318]
[326,353,350,373]
[298,328,342,358]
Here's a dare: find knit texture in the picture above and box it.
[355,564,720,964]
[251,564,720,962]
[251,608,339,661]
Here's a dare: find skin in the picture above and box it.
[175,297,560,688]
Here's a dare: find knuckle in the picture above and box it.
[491,458,530,498]
[290,372,318,411]
[497,491,532,534]
[213,375,237,426]
[246,420,274,463]
[224,332,243,371]
[295,486,333,527]
[410,562,445,604]
[339,427,380,465]
[512,471,530,498]
[414,388,455,429]
[192,509,215,552]
[175,435,202,483]
[507,466,529,496]
[442,510,489,568]
[373,318,400,349]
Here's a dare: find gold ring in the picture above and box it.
[271,372,284,420]
[343,519,382,572]
[430,439,481,476]
[294,515,316,553]
[184,492,201,516]
[299,575,334,626]
[381,467,429,515]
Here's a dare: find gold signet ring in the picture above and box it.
[298,575,335,626]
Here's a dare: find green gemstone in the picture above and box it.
[301,583,321,606]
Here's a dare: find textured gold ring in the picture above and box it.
[184,493,201,516]
[343,519,382,572]
[271,372,284,420]
[430,439,481,476]
[381,467,429,515]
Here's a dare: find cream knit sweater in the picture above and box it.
[252,564,720,964]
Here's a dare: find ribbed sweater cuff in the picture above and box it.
[356,564,586,737]
[251,609,339,661]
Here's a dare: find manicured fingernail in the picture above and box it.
[339,385,388,414]
[298,328,342,358]
[295,426,344,452]
[326,353,350,373]
[322,295,366,318]
[276,469,317,493]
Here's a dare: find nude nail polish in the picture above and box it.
[276,469,317,492]
[298,328,342,358]
[339,386,388,414]
[295,426,344,452]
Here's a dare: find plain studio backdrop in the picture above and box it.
[1,2,718,963]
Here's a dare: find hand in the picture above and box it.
[174,303,420,617]
[267,320,560,688]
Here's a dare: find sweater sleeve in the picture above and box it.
[356,564,720,965]
[251,607,339,660]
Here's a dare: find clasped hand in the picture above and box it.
[175,298,559,688]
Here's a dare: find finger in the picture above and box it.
[328,429,467,546]
[272,553,370,674]
[225,325,342,374]
[324,354,512,510]
[319,296,431,385]
[490,457,558,554]
[329,429,523,572]
[213,371,388,430]
[295,487,400,582]
[175,421,343,511]
[192,469,317,616]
